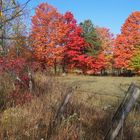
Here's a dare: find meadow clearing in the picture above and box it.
[58,74,140,107]
[0,73,140,140]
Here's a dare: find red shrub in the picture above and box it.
[8,90,33,106]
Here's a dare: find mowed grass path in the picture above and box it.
[58,75,140,108]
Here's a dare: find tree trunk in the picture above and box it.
[62,57,66,73]
[54,58,57,74]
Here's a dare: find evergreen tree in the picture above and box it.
[80,20,101,56]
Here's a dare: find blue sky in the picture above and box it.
[21,0,140,35]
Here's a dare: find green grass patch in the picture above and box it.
[58,75,140,108]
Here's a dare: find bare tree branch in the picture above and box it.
[2,0,31,12]
[1,0,31,25]
[0,36,27,40]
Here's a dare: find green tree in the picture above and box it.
[79,20,101,56]
[130,48,140,72]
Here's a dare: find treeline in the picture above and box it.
[1,2,140,76]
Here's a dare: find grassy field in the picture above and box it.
[58,74,140,108]
[0,73,140,139]
[58,75,140,139]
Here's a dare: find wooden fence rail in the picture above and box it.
[104,83,140,140]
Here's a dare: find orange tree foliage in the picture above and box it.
[86,53,107,74]
[113,35,133,69]
[31,4,88,73]
[7,46,32,61]
[31,3,140,74]
[113,11,140,70]
[96,27,114,70]
[96,27,114,53]
[31,3,67,68]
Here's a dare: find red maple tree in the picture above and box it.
[62,12,87,73]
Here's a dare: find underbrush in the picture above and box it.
[0,72,139,140]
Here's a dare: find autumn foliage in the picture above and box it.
[31,3,66,68]
[62,12,87,72]
[1,2,140,77]
[31,3,115,74]
[113,11,140,73]
[1,3,140,139]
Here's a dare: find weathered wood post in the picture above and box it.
[46,86,76,140]
[28,71,33,93]
[104,83,140,140]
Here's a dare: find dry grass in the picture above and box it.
[58,74,140,107]
[0,73,140,140]
[0,73,14,110]
[0,72,68,139]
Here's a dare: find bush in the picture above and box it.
[7,91,33,106]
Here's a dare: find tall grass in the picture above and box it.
[0,72,139,140]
